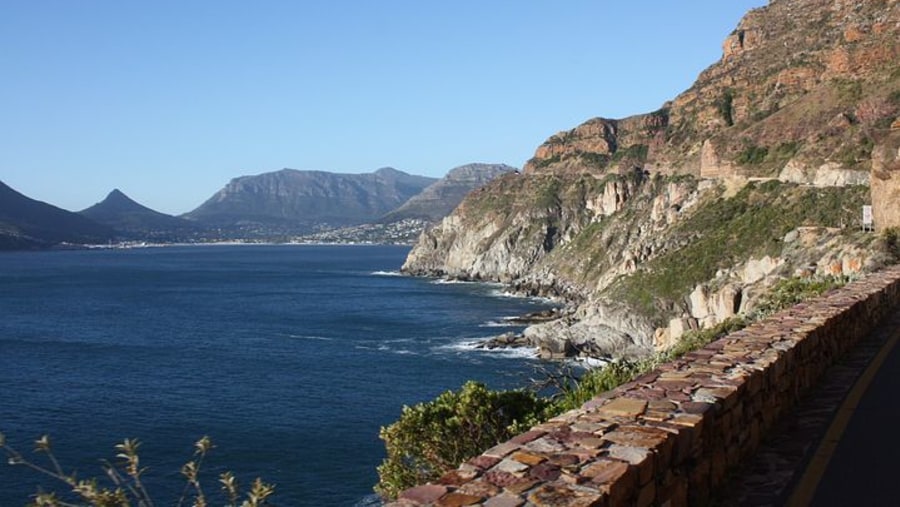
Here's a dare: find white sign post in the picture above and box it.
[863,205,873,231]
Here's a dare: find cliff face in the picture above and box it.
[526,0,899,183]
[404,0,899,358]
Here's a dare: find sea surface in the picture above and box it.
[0,244,556,506]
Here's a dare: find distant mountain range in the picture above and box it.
[183,167,437,235]
[0,181,114,250]
[0,162,514,249]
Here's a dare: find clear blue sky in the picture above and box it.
[1,1,765,215]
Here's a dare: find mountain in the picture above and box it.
[379,163,517,223]
[403,0,900,360]
[183,167,437,236]
[79,189,198,241]
[0,181,113,250]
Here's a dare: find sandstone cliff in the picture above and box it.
[404,0,900,359]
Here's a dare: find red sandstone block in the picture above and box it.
[483,494,526,507]
[436,492,483,507]
[457,479,501,498]
[527,483,607,507]
[399,484,448,505]
[510,430,546,445]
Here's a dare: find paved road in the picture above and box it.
[802,322,900,506]
[714,307,900,506]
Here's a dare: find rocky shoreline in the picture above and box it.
[473,307,613,361]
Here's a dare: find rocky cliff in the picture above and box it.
[404,0,900,359]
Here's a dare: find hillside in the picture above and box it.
[80,189,198,241]
[380,163,517,223]
[403,0,900,359]
[0,181,113,249]
[183,167,436,236]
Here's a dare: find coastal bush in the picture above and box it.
[882,227,900,263]
[0,433,274,506]
[375,381,549,499]
[751,275,848,319]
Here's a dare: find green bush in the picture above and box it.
[751,275,847,319]
[736,144,769,165]
[375,381,549,499]
[881,227,900,263]
[715,89,736,126]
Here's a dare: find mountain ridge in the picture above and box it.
[403,0,900,359]
[0,181,114,249]
[183,167,437,236]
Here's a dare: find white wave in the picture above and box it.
[573,356,610,368]
[371,270,402,276]
[479,320,519,328]
[353,494,383,507]
[437,339,539,359]
[430,278,476,285]
[287,334,333,341]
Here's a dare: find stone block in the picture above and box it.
[527,483,607,507]
[595,397,648,419]
[399,484,448,505]
[436,492,484,507]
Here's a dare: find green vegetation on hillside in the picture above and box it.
[608,180,867,323]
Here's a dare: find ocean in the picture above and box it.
[0,244,555,506]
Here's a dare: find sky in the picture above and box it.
[0,1,766,215]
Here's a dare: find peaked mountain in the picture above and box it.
[379,163,517,223]
[184,167,437,235]
[0,181,113,250]
[79,189,198,240]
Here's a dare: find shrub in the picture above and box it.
[882,227,900,263]
[715,89,736,126]
[736,144,769,165]
[751,275,848,319]
[375,381,548,499]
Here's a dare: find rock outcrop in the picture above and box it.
[404,0,899,359]
[871,131,900,229]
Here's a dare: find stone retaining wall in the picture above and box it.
[388,266,900,507]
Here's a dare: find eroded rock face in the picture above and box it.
[778,161,869,187]
[871,132,900,230]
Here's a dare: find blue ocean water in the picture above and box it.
[0,245,554,506]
